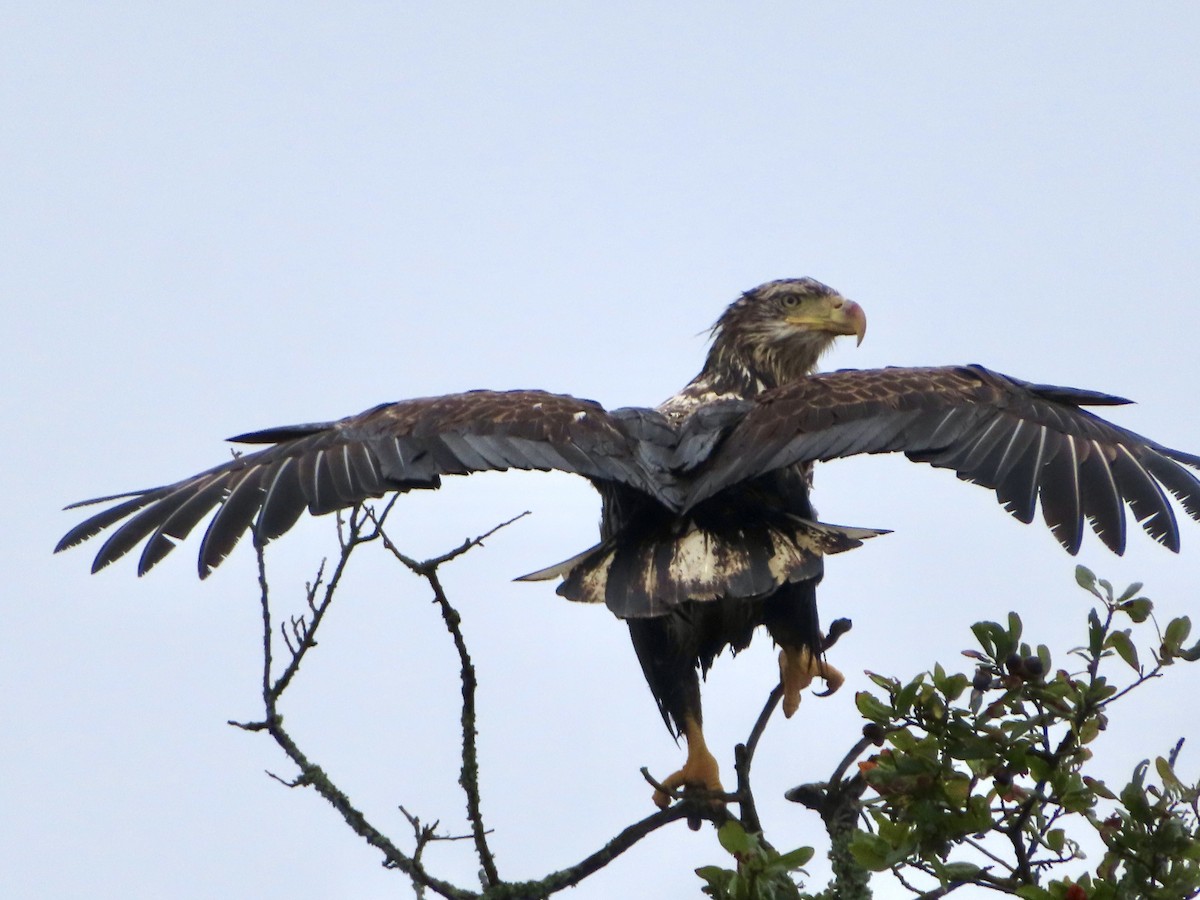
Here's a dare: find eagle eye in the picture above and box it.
[781,294,801,309]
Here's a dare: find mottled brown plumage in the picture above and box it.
[57,277,1200,805]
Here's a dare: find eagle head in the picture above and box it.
[705,278,867,389]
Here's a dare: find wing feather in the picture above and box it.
[1142,454,1200,520]
[254,458,308,544]
[56,491,167,555]
[91,477,225,574]
[1112,444,1178,551]
[1038,433,1084,554]
[1079,440,1126,553]
[139,475,233,574]
[198,467,268,577]
[345,442,384,495]
[992,425,1051,524]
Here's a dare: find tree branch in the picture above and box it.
[377,516,531,889]
[487,802,721,898]
[235,506,754,898]
[734,683,783,835]
[241,508,479,900]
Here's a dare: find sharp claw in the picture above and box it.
[814,661,845,697]
[780,647,844,716]
[653,774,682,810]
[651,716,724,807]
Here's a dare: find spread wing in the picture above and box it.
[685,365,1200,555]
[56,390,667,578]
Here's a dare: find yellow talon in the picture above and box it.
[779,646,845,718]
[652,715,724,809]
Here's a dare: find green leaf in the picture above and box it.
[848,832,893,872]
[1059,787,1096,813]
[943,774,971,806]
[1016,887,1055,900]
[1008,611,1024,643]
[1106,630,1140,672]
[1037,643,1053,673]
[1179,638,1200,662]
[717,820,754,855]
[964,794,994,833]
[1119,597,1152,623]
[972,621,1005,659]
[1083,776,1117,799]
[894,677,923,716]
[1046,827,1066,853]
[1115,581,1144,603]
[939,672,970,703]
[1087,609,1105,656]
[1075,565,1098,595]
[1165,616,1193,649]
[1155,756,1183,792]
[940,861,982,881]
[774,846,814,870]
[855,691,893,724]
[1076,716,1101,746]
[865,670,899,692]
[889,727,918,752]
[696,865,733,888]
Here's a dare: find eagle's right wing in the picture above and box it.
[56,390,667,578]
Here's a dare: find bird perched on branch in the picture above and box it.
[57,277,1200,807]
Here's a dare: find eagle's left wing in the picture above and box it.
[684,365,1200,555]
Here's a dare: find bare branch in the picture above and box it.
[270,503,394,701]
[500,802,721,897]
[428,564,499,887]
[237,509,741,899]
[733,684,783,834]
[381,510,531,576]
[247,534,477,900]
[373,513,532,887]
[828,734,876,787]
[264,708,477,900]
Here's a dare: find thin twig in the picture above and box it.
[381,510,531,575]
[427,564,499,888]
[499,802,721,897]
[244,519,476,900]
[264,706,476,900]
[256,543,274,705]
[377,515,532,890]
[734,683,783,834]
[829,735,875,786]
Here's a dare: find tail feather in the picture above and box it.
[525,517,887,618]
[514,545,605,583]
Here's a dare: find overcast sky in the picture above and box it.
[5,5,1200,899]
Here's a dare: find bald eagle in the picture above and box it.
[57,278,1200,806]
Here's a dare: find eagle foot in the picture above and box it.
[779,646,845,718]
[652,717,724,809]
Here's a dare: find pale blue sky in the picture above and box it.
[4,6,1200,898]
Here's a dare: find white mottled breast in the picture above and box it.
[656,374,760,424]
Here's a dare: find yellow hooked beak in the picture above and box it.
[787,297,867,346]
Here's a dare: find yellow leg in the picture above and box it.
[652,714,723,809]
[779,646,845,718]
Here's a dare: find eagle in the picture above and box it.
[57,278,1200,807]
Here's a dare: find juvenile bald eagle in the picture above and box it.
[57,278,1200,806]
